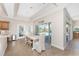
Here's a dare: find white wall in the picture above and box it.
[9,20,29,35]
[8,19,32,40]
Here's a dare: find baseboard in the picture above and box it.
[51,43,64,50]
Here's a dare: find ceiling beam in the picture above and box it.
[14,3,20,16]
[0,3,8,16]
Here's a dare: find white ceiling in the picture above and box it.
[0,3,79,21]
[17,3,48,18]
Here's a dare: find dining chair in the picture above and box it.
[24,36,33,47]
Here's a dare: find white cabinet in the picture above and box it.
[0,36,7,56]
[32,34,45,53]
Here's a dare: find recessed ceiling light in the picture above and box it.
[30,7,32,9]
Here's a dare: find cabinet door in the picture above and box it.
[0,22,2,29]
[1,22,9,30]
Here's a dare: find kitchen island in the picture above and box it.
[0,35,7,56]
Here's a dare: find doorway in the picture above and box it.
[35,22,52,49]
